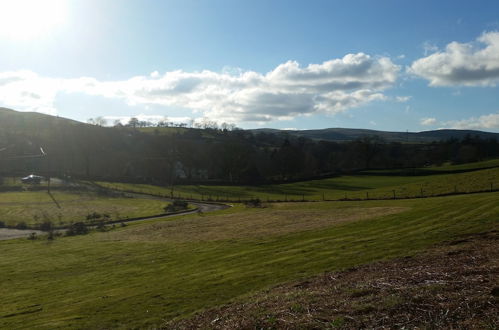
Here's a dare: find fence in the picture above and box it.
[100,180,499,204]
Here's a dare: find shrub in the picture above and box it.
[86,212,102,220]
[66,222,88,236]
[164,200,189,212]
[0,220,5,228]
[244,198,262,208]
[27,232,37,240]
[39,220,53,232]
[96,220,107,231]
[15,222,28,230]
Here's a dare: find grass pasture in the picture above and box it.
[0,190,170,228]
[96,163,499,201]
[0,192,497,328]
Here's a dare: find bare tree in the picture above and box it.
[87,116,107,126]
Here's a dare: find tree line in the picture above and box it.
[1,112,498,186]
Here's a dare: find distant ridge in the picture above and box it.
[0,107,83,126]
[250,127,499,143]
[1,107,498,143]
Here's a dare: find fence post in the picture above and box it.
[322,192,325,201]
[392,190,396,199]
[366,192,369,200]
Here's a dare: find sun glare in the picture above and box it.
[0,0,67,39]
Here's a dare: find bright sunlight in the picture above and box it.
[0,0,67,39]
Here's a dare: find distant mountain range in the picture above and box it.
[250,127,499,143]
[1,107,498,144]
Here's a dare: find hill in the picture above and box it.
[250,127,499,143]
[1,108,498,184]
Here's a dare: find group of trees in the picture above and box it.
[87,116,239,131]
[1,110,498,186]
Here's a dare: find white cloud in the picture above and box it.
[420,117,437,126]
[443,113,499,130]
[422,41,439,56]
[0,70,61,115]
[395,96,411,102]
[410,31,499,86]
[0,53,400,123]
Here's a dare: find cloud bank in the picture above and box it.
[444,113,499,130]
[0,53,400,123]
[410,31,499,86]
[420,117,437,126]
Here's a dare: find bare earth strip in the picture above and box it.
[165,230,499,329]
[104,206,408,243]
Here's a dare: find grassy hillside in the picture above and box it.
[251,127,499,143]
[167,231,498,329]
[96,162,499,201]
[0,192,497,328]
[2,107,498,186]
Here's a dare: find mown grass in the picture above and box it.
[96,164,499,201]
[0,192,497,328]
[0,190,171,227]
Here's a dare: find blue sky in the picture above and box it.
[1,0,499,132]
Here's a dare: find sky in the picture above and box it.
[0,0,499,132]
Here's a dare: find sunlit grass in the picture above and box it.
[0,190,170,227]
[0,192,497,328]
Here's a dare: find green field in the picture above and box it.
[96,163,499,201]
[425,158,499,171]
[0,191,497,328]
[0,190,172,228]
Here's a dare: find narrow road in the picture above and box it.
[0,192,230,241]
[0,228,44,241]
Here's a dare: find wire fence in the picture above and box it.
[99,180,499,204]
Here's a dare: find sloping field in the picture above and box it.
[0,192,497,328]
[104,204,408,243]
[166,231,498,329]
[96,163,499,201]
